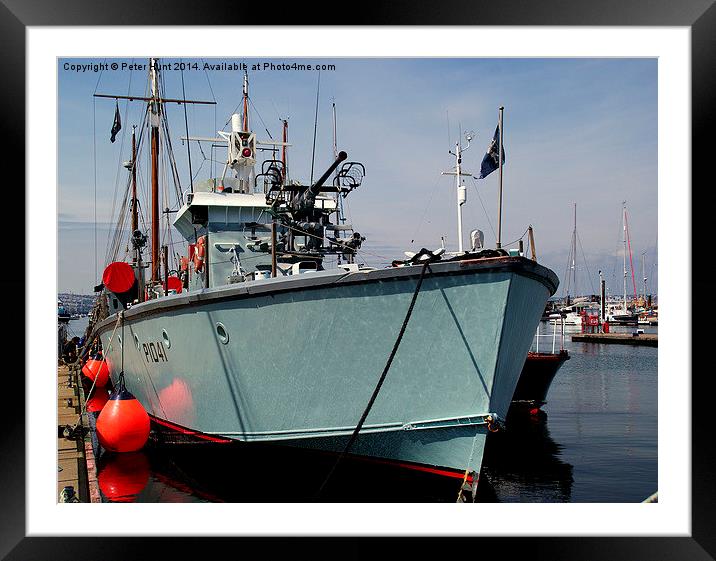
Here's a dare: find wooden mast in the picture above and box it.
[150,58,160,285]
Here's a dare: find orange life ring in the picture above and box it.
[193,236,206,272]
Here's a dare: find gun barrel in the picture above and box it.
[309,151,347,195]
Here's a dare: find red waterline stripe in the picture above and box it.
[149,415,474,483]
[353,455,474,482]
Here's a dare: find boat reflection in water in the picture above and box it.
[92,402,479,502]
[97,413,572,503]
[479,410,574,502]
[98,440,477,503]
[97,452,151,503]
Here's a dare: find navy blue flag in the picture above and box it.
[110,102,122,143]
[478,124,505,179]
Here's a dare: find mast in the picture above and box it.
[442,131,472,253]
[332,100,338,160]
[163,245,169,296]
[642,251,647,302]
[496,106,504,249]
[599,270,606,323]
[281,118,288,182]
[129,124,145,301]
[625,206,638,301]
[572,203,577,297]
[331,102,348,226]
[455,141,464,252]
[242,71,249,132]
[622,201,627,311]
[93,59,216,297]
[130,126,138,238]
[150,58,161,284]
[331,100,343,230]
[271,222,277,278]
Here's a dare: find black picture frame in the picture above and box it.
[6,1,713,559]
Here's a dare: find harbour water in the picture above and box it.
[66,316,657,503]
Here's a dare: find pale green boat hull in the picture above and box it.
[97,257,557,479]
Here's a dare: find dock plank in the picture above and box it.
[57,364,99,502]
[571,333,657,347]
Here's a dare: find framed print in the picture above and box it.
[5,0,714,559]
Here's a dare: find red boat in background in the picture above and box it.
[511,316,570,412]
[512,350,570,410]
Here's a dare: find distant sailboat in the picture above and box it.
[605,202,638,325]
[558,203,599,326]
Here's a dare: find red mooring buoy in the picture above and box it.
[86,386,110,413]
[81,356,110,388]
[96,388,150,453]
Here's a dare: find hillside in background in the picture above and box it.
[58,293,94,315]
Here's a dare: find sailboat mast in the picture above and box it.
[572,203,577,297]
[622,201,627,310]
[150,58,161,284]
[625,207,638,301]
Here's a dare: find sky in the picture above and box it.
[58,57,657,298]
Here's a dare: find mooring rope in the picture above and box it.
[65,314,122,434]
[315,261,431,498]
[456,432,480,503]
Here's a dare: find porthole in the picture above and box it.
[162,329,171,349]
[216,322,229,344]
[134,334,141,350]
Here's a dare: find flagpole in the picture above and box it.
[496,106,504,249]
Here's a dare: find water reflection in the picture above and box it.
[480,410,574,502]
[97,452,151,502]
[97,414,574,503]
[98,442,469,503]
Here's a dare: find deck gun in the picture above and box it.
[289,150,348,219]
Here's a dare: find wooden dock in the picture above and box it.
[571,333,657,347]
[57,364,101,503]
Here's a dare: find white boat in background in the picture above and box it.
[559,300,600,326]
